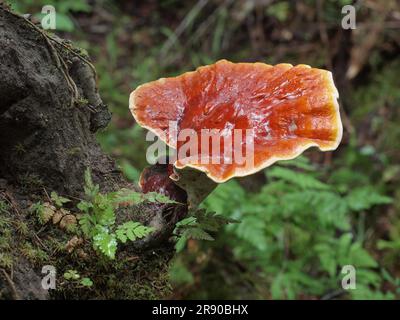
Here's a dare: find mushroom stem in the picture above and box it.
[170,167,217,209]
[139,157,217,209]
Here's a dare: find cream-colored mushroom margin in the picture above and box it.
[129,60,343,184]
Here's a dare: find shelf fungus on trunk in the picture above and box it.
[130,59,342,207]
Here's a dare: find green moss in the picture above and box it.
[14,220,29,236]
[0,200,10,214]
[0,253,13,269]
[76,97,89,107]
[50,247,173,299]
[0,218,12,251]
[20,242,49,265]
[0,237,11,251]
[0,216,11,229]
[44,238,66,254]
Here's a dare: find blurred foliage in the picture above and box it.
[9,0,400,299]
[171,156,394,299]
[8,0,92,31]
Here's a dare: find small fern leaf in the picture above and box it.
[93,231,117,259]
[143,192,179,204]
[116,221,154,243]
[346,187,392,211]
[114,189,179,207]
[84,168,100,198]
[267,166,330,190]
[194,209,239,232]
[78,214,93,237]
[182,227,214,241]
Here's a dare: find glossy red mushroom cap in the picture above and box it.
[130,60,342,183]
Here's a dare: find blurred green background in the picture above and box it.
[9,0,400,299]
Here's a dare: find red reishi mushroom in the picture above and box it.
[130,59,342,184]
[139,161,187,204]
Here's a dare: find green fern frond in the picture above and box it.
[113,189,179,206]
[267,167,330,190]
[115,221,154,243]
[93,230,117,259]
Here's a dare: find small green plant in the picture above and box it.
[76,168,176,259]
[64,270,93,288]
[30,201,56,224]
[0,253,13,269]
[50,191,71,207]
[0,200,9,214]
[64,269,80,280]
[14,220,29,236]
[20,242,48,264]
[172,155,394,299]
[173,208,238,252]
[80,277,93,287]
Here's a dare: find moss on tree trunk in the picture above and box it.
[0,6,176,299]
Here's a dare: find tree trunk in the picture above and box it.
[0,6,178,299]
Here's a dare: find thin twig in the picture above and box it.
[42,187,52,203]
[33,231,48,250]
[0,268,21,300]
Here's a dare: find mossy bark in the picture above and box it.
[0,6,176,299]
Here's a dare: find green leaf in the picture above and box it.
[377,239,400,250]
[113,189,142,205]
[77,200,93,213]
[83,168,99,199]
[80,277,93,287]
[320,253,337,276]
[54,13,75,32]
[337,233,353,263]
[93,231,117,259]
[51,191,71,207]
[267,167,330,190]
[194,209,239,232]
[182,227,214,241]
[235,217,267,251]
[93,194,115,226]
[174,235,188,252]
[278,156,315,171]
[346,187,392,211]
[271,274,284,299]
[113,189,179,206]
[64,270,80,280]
[143,192,179,204]
[120,161,140,182]
[34,202,56,224]
[348,242,378,268]
[78,214,93,237]
[115,221,154,243]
